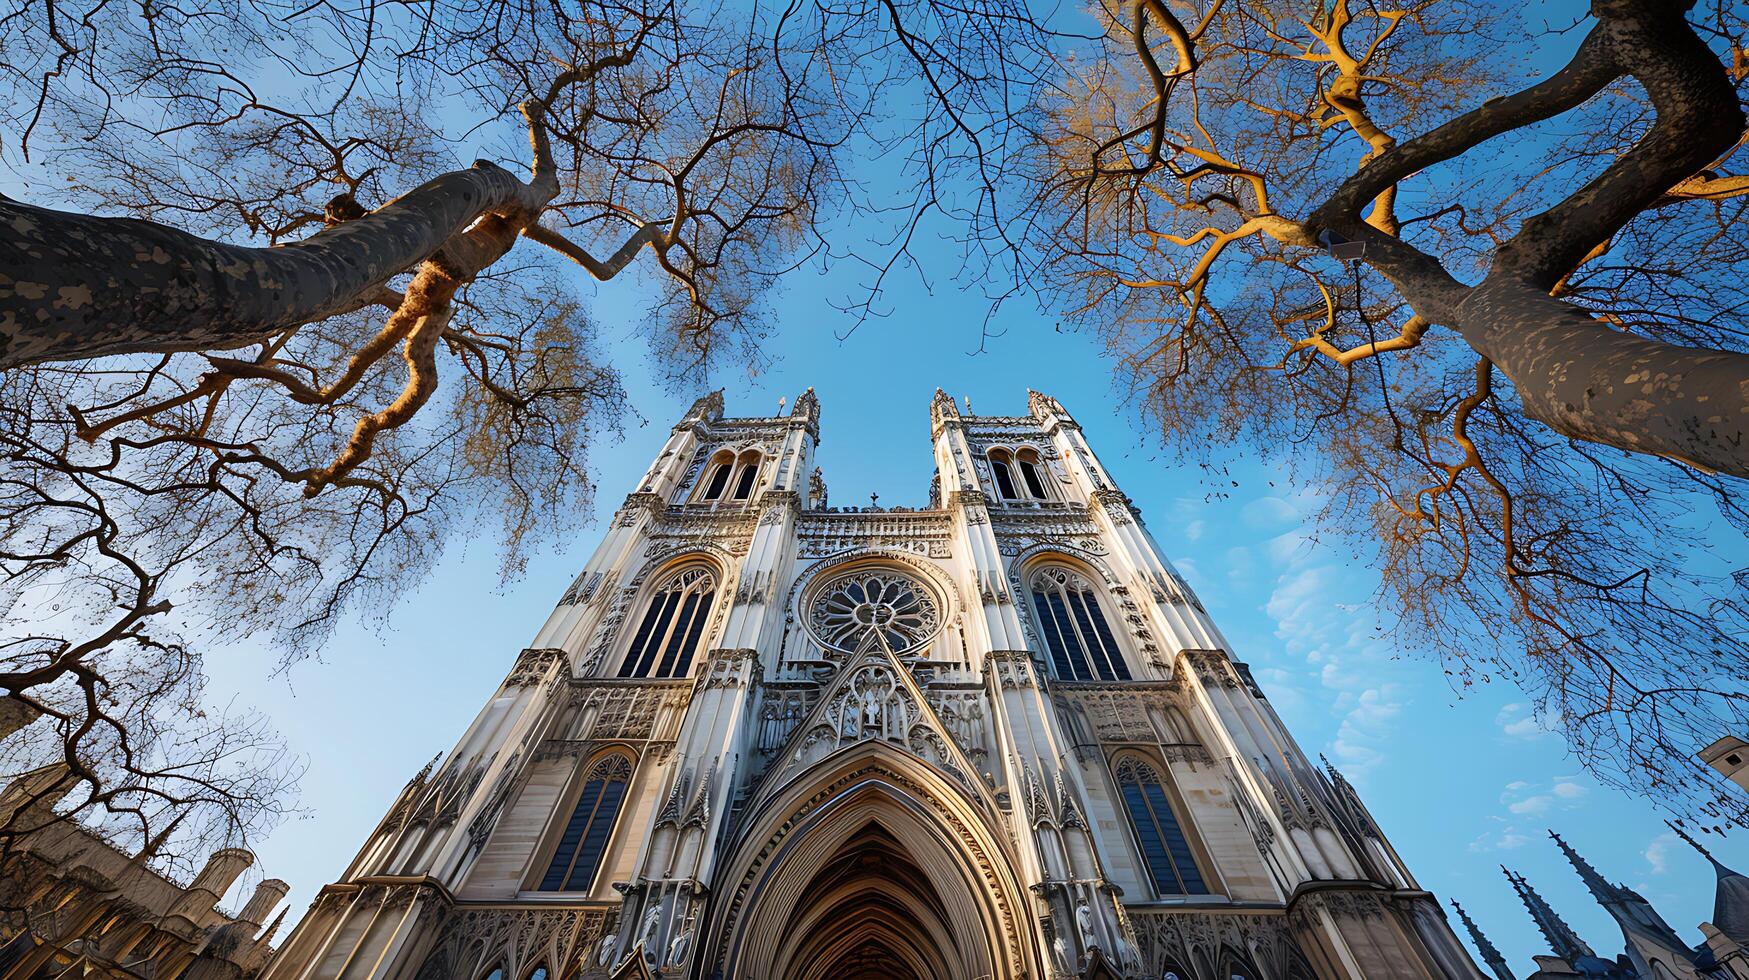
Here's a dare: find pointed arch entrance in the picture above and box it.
[702,743,1042,979]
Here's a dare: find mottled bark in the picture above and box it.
[1454,280,1749,477]
[1312,0,1749,478]
[0,161,543,368]
[1490,0,1746,288]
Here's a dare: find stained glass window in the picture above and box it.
[1018,453,1048,498]
[809,569,941,654]
[620,566,716,678]
[1115,758,1207,896]
[539,754,633,891]
[1028,568,1130,681]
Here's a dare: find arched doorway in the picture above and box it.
[779,823,959,980]
[702,743,1041,979]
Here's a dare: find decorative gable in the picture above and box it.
[745,645,985,811]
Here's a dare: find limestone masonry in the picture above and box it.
[260,389,1487,980]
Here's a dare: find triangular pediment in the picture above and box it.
[607,945,656,980]
[744,645,987,816]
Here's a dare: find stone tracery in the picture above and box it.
[809,569,941,654]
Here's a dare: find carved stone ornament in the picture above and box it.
[796,512,953,559]
[561,570,604,606]
[1089,488,1135,526]
[1182,649,1240,688]
[697,647,760,689]
[414,907,614,980]
[1126,908,1316,980]
[988,650,1041,689]
[506,648,566,687]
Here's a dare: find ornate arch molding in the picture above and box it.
[702,742,1043,980]
[581,547,737,674]
[627,545,735,589]
[1005,546,1123,660]
[1008,543,1118,585]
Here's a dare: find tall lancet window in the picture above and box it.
[989,451,1020,500]
[731,450,760,500]
[699,457,733,501]
[1028,567,1130,681]
[1114,757,1208,896]
[619,565,716,678]
[539,753,633,891]
[1016,450,1050,499]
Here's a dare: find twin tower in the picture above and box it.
[262,390,1484,980]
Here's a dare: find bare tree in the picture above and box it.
[0,0,851,875]
[1022,0,1749,820]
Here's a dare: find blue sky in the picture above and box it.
[196,241,1749,973]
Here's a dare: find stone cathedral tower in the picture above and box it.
[262,390,1483,980]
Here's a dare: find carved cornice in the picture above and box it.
[1089,489,1135,525]
[795,510,953,559]
[1285,883,1390,922]
[761,489,802,517]
[986,650,1043,689]
[1050,680,1177,693]
[961,417,1038,431]
[411,903,614,980]
[620,491,665,519]
[1126,906,1313,979]
[696,648,761,690]
[950,488,991,510]
[1181,649,1239,688]
[506,648,567,687]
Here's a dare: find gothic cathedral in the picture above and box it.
[261,390,1485,980]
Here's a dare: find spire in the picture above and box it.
[1504,866,1595,963]
[1669,822,1749,946]
[680,389,724,425]
[1452,899,1516,980]
[930,388,960,433]
[1552,828,1687,952]
[1026,388,1071,421]
[791,387,820,442]
[1550,830,1621,906]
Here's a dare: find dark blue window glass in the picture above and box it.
[1029,569,1129,681]
[620,567,715,678]
[992,458,1019,499]
[622,590,680,677]
[1117,759,1207,896]
[540,755,631,892]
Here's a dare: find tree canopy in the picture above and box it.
[1008,0,1749,825]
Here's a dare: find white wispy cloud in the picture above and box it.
[1241,495,1300,529]
[1258,532,1407,782]
[1646,832,1680,874]
[1508,795,1554,816]
[1469,815,1532,853]
[1494,702,1552,740]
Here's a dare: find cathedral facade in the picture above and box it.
[261,390,1484,980]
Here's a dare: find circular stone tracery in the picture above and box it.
[809,570,942,655]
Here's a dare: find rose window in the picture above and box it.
[809,570,941,654]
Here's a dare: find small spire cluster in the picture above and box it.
[1458,828,1749,978]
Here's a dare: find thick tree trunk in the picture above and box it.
[1453,279,1749,478]
[0,161,540,368]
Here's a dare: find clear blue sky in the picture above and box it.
[198,233,1749,974]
